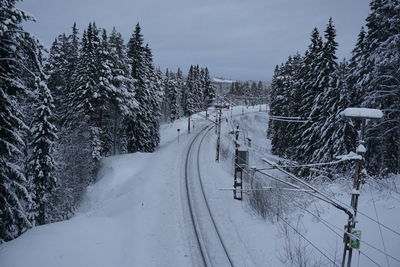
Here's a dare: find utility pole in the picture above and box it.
[340,107,383,267]
[215,107,222,162]
[233,125,243,200]
[188,112,191,134]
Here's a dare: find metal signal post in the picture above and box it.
[215,107,222,162]
[233,125,243,200]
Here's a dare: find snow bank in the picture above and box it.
[340,107,383,119]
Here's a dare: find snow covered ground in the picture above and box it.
[0,105,399,267]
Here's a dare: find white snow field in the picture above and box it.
[0,105,399,267]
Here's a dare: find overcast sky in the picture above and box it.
[19,0,371,81]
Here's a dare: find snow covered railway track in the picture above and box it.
[184,125,235,267]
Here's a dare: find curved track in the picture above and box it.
[184,125,235,267]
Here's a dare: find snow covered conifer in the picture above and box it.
[184,65,196,115]
[176,68,185,116]
[108,27,137,154]
[300,19,338,164]
[126,23,161,152]
[144,44,162,151]
[0,0,38,242]
[202,67,215,109]
[362,0,400,173]
[347,27,367,107]
[165,70,180,122]
[29,75,58,225]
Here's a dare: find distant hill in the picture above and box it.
[212,77,236,84]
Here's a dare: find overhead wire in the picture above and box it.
[220,110,398,266]
[274,212,340,266]
[288,197,382,267]
[369,187,391,267]
[364,179,400,202]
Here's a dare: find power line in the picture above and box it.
[270,115,305,119]
[369,188,390,267]
[287,191,400,264]
[268,117,308,123]
[359,251,383,267]
[248,164,400,265]
[275,212,340,267]
[327,194,400,238]
[260,158,400,239]
[293,202,382,267]
[364,180,400,202]
[224,112,398,266]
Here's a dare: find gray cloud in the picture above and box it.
[19,0,370,80]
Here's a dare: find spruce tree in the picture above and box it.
[165,70,180,122]
[362,0,400,173]
[268,63,287,156]
[184,65,196,115]
[312,61,357,163]
[202,67,215,109]
[176,68,185,117]
[108,27,136,154]
[308,18,339,163]
[29,75,58,225]
[46,34,69,118]
[298,19,338,164]
[144,44,162,151]
[0,0,39,242]
[126,23,160,152]
[347,27,367,107]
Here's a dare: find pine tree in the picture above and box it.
[312,61,357,163]
[347,27,367,107]
[0,0,38,242]
[46,34,69,118]
[306,18,339,163]
[298,20,339,164]
[362,0,400,174]
[63,22,108,188]
[126,23,160,152]
[144,44,162,151]
[108,27,136,154]
[165,70,180,122]
[192,65,203,111]
[29,75,58,225]
[202,67,215,109]
[268,64,287,156]
[176,68,185,117]
[184,65,196,115]
[268,54,303,158]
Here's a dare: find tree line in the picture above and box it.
[268,0,399,176]
[161,65,215,123]
[0,0,215,242]
[228,80,268,106]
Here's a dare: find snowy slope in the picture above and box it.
[0,117,202,267]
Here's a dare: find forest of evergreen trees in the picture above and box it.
[161,65,215,122]
[227,80,268,106]
[0,1,215,242]
[229,80,264,97]
[268,1,399,176]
